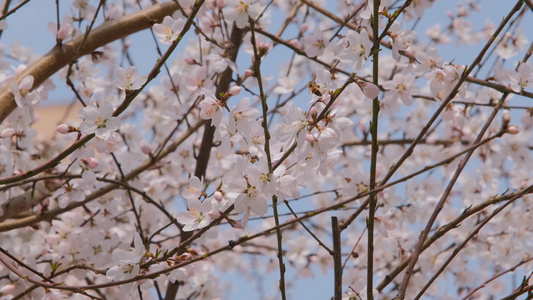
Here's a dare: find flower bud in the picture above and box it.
[233,221,245,229]
[56,124,70,134]
[300,23,309,33]
[81,157,99,169]
[185,58,198,65]
[141,144,152,155]
[357,81,380,99]
[214,191,223,202]
[258,42,271,57]
[309,106,318,121]
[208,209,221,219]
[0,284,15,294]
[289,39,300,48]
[305,132,315,143]
[502,110,511,127]
[57,26,70,41]
[505,125,519,135]
[245,69,255,77]
[228,86,241,96]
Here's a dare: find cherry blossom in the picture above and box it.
[10,75,39,110]
[153,16,185,44]
[337,28,372,72]
[302,28,329,57]
[106,233,145,292]
[389,22,416,59]
[176,197,213,231]
[115,66,148,91]
[182,176,205,200]
[508,63,533,92]
[382,73,418,106]
[0,1,532,300]
[78,101,121,140]
[228,97,261,139]
[198,89,224,127]
[47,22,73,42]
[224,0,261,29]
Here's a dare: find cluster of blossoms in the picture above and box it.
[0,1,532,300]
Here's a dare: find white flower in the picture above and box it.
[229,97,260,139]
[376,209,396,238]
[111,233,145,265]
[106,233,145,291]
[205,54,238,73]
[382,73,418,106]
[182,176,204,200]
[52,184,85,209]
[176,198,213,231]
[224,0,260,29]
[115,66,147,91]
[11,75,39,108]
[509,63,533,92]
[302,29,329,57]
[153,16,185,44]
[389,22,415,60]
[199,89,224,127]
[79,102,121,140]
[338,28,372,72]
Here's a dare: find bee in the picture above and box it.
[308,81,323,97]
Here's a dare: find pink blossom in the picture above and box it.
[115,66,147,91]
[382,73,418,106]
[79,102,121,140]
[153,16,185,44]
[302,29,329,57]
[337,28,372,72]
[176,198,213,231]
[224,0,260,29]
[199,89,224,127]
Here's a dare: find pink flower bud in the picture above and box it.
[56,124,70,134]
[300,23,309,33]
[502,110,511,126]
[217,0,226,8]
[177,253,192,261]
[185,58,197,65]
[1,128,15,138]
[233,221,245,230]
[305,132,315,143]
[289,39,300,48]
[141,144,152,154]
[258,42,271,55]
[33,203,43,215]
[0,284,15,294]
[228,86,241,96]
[194,139,202,148]
[81,157,99,169]
[208,209,221,219]
[505,125,520,134]
[245,69,254,77]
[309,106,318,120]
[358,81,380,99]
[358,122,367,133]
[57,27,70,41]
[214,191,223,202]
